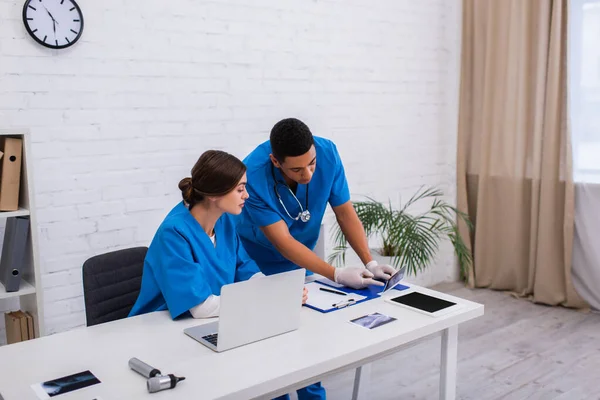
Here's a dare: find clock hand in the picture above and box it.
[45,9,54,21]
[42,5,59,39]
[43,5,59,25]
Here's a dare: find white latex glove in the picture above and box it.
[334,266,384,289]
[365,260,396,280]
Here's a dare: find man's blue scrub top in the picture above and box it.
[236,136,351,276]
[129,202,260,319]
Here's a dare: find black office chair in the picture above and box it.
[82,246,148,327]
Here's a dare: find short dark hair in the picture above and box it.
[270,118,314,162]
[178,150,246,209]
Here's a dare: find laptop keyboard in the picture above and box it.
[202,333,218,346]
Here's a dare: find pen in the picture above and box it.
[319,287,347,296]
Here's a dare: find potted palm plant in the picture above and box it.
[328,186,473,281]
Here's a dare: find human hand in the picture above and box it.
[333,266,384,289]
[365,260,395,280]
[302,287,308,304]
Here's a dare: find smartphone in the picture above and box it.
[31,370,101,399]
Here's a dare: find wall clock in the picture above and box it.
[22,0,84,49]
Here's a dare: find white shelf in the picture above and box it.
[0,208,29,219]
[0,131,44,340]
[0,279,36,300]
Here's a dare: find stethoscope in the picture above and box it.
[271,164,311,223]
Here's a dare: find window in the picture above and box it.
[569,0,600,183]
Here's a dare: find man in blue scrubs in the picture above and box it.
[236,118,396,400]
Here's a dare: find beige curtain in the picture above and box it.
[457,0,587,308]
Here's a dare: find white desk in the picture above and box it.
[0,283,483,400]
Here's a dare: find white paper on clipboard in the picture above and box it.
[304,282,366,311]
[314,277,344,288]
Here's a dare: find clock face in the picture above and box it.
[22,0,84,49]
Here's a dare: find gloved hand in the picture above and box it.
[334,266,385,289]
[302,287,308,304]
[365,260,396,280]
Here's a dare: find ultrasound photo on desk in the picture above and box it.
[350,312,397,329]
[40,370,100,397]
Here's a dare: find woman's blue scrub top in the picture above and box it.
[129,202,260,319]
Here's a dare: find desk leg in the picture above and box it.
[351,363,371,400]
[440,325,458,400]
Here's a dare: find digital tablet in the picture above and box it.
[385,290,460,317]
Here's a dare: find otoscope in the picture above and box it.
[128,357,185,393]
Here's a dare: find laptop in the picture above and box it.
[183,268,305,352]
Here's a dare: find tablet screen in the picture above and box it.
[390,292,456,313]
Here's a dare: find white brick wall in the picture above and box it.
[0,0,462,337]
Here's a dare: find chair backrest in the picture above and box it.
[82,246,148,327]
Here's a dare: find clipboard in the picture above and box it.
[303,279,409,314]
[303,282,367,313]
[318,277,410,297]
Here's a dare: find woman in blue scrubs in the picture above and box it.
[129,150,308,320]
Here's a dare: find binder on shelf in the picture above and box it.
[0,137,22,211]
[15,311,28,340]
[4,312,22,344]
[0,216,30,292]
[24,311,34,339]
[4,310,33,344]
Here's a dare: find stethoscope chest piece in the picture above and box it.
[300,210,311,222]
